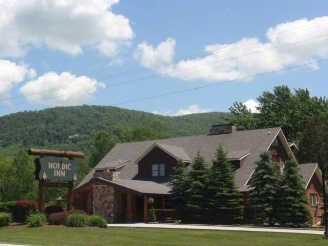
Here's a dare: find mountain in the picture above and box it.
[0,105,228,156]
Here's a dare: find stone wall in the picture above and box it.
[93,185,119,223]
[93,171,120,182]
[209,124,236,135]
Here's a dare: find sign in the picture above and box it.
[38,157,78,181]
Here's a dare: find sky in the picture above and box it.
[1,0,328,117]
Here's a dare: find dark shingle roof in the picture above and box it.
[96,177,170,195]
[78,127,285,192]
[298,163,319,187]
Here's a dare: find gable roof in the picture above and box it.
[135,143,192,164]
[78,127,290,192]
[298,163,321,188]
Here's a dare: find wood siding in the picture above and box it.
[138,147,177,178]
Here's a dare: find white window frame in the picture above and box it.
[310,193,317,206]
[152,164,165,177]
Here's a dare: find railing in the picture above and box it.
[154,209,175,221]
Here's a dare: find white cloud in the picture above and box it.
[153,104,211,116]
[0,0,134,58]
[107,57,124,67]
[19,71,106,106]
[243,99,260,113]
[134,16,328,81]
[134,38,175,73]
[0,60,34,100]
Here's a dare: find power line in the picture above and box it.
[1,58,327,109]
[112,58,328,106]
[3,19,328,101]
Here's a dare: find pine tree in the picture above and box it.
[249,152,280,225]
[169,159,189,221]
[276,159,311,227]
[205,145,243,224]
[185,152,208,223]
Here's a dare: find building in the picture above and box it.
[68,125,323,224]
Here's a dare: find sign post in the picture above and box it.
[29,149,84,212]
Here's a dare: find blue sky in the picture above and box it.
[1,0,328,117]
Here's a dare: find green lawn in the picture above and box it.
[0,227,327,246]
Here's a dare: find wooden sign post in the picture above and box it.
[28,149,84,212]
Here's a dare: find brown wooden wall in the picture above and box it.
[138,147,177,178]
[306,173,324,224]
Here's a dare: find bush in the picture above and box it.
[148,197,156,222]
[88,215,108,228]
[45,205,65,218]
[15,200,38,223]
[0,212,13,227]
[66,213,88,227]
[48,212,69,225]
[26,213,47,227]
[67,209,87,215]
[0,201,16,214]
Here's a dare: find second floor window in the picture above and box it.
[152,164,165,177]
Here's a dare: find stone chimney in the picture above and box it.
[94,167,120,182]
[208,124,237,135]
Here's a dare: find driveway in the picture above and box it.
[107,223,325,235]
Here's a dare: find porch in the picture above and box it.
[69,177,174,223]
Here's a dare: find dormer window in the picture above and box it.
[152,164,165,177]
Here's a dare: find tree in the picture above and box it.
[226,102,257,130]
[248,152,280,225]
[276,159,311,227]
[297,117,328,166]
[2,150,37,201]
[169,159,189,221]
[205,145,243,224]
[90,131,115,168]
[114,121,171,143]
[228,86,328,143]
[185,152,208,223]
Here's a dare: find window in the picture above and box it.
[310,193,317,206]
[152,164,165,177]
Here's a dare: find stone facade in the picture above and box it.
[209,124,237,135]
[93,185,119,223]
[93,169,120,182]
[92,169,120,222]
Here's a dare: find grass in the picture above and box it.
[0,227,327,246]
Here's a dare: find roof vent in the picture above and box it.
[208,124,237,135]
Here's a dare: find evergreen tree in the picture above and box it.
[185,152,208,223]
[249,152,280,225]
[205,145,243,224]
[169,159,189,221]
[276,159,311,227]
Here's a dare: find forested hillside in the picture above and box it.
[0,105,227,155]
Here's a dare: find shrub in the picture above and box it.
[66,213,88,227]
[15,200,38,223]
[26,213,47,228]
[88,215,108,228]
[45,205,65,218]
[0,212,13,227]
[48,212,69,225]
[0,201,16,214]
[148,197,156,222]
[67,209,87,215]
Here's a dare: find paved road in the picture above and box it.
[107,223,325,235]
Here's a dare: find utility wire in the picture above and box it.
[3,19,328,101]
[1,58,327,109]
[112,58,328,106]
